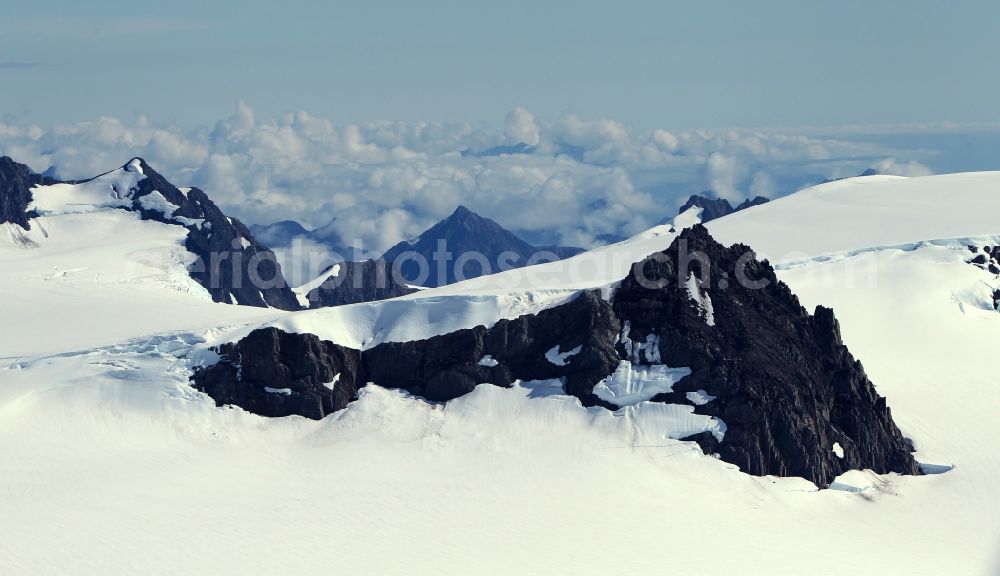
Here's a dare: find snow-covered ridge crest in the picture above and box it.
[12,156,303,310]
[28,158,148,215]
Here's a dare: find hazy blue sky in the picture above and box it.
[2,0,999,129]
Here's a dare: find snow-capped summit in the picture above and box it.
[1,156,302,310]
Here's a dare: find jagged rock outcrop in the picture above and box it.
[195,328,364,419]
[382,205,584,287]
[967,244,1000,276]
[614,225,919,485]
[192,225,919,486]
[673,193,770,224]
[194,291,621,419]
[302,260,416,308]
[0,156,57,230]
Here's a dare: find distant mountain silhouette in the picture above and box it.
[382,205,584,287]
[663,193,770,225]
[249,220,313,248]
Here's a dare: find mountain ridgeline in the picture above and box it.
[192,224,919,487]
[669,193,770,224]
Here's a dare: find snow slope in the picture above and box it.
[2,171,1000,574]
[709,172,1000,261]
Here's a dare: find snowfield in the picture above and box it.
[2,171,1000,574]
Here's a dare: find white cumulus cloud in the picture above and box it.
[0,103,936,253]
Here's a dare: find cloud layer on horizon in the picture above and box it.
[0,103,934,252]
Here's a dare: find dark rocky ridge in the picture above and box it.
[0,156,57,229]
[302,260,417,308]
[382,205,584,287]
[192,225,919,486]
[614,225,918,485]
[672,193,770,224]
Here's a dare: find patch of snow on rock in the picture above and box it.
[686,272,715,326]
[138,190,179,217]
[323,373,341,391]
[545,344,582,366]
[593,360,693,408]
[686,389,717,406]
[832,442,845,459]
[478,355,499,367]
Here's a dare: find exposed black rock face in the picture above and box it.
[670,193,770,224]
[193,291,621,418]
[382,205,583,287]
[195,328,363,419]
[302,260,416,308]
[363,291,621,406]
[192,225,919,486]
[615,225,919,485]
[0,157,57,230]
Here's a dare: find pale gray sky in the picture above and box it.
[2,0,999,129]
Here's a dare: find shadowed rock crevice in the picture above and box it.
[192,224,919,486]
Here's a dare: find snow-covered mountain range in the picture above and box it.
[2,160,1000,574]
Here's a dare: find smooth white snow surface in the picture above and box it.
[3,171,1000,574]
